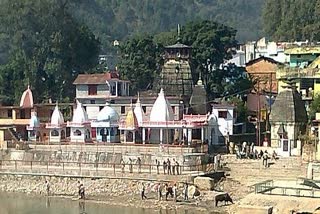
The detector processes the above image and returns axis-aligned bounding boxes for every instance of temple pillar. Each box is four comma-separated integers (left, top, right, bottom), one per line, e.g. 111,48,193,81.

115,82,118,97
142,128,146,144
133,131,136,143
187,129,192,146
12,109,16,120
201,127,204,142
160,128,163,144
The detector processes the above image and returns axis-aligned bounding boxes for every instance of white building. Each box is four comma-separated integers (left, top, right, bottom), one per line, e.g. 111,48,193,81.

211,104,235,145
67,101,91,143
46,104,66,143
91,102,120,143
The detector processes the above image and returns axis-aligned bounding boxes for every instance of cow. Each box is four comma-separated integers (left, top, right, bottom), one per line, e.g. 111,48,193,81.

214,193,233,207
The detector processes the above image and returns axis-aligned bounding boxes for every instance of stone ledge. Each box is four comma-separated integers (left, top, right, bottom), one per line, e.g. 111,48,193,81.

237,205,273,214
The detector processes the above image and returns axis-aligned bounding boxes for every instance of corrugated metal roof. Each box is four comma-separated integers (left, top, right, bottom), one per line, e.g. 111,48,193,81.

73,72,120,85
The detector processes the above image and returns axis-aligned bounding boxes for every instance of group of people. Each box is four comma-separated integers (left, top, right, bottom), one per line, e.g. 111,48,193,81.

141,182,189,202
43,180,85,199
160,158,180,175
119,157,181,175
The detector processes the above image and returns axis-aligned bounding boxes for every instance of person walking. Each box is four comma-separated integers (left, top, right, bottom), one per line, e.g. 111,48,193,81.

175,160,180,175
45,180,50,196
141,183,147,200
120,158,125,173
137,157,142,173
163,160,167,174
184,183,189,201
156,159,160,174
79,183,85,199
263,150,269,168
129,158,133,173
172,159,176,175
157,183,162,201
172,183,177,202
165,183,172,201
167,159,171,175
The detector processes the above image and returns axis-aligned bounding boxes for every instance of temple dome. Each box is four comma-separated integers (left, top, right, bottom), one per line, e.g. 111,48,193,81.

29,112,40,128
134,95,144,126
72,101,89,123
97,102,119,122
50,104,64,125
20,85,34,108
150,89,174,122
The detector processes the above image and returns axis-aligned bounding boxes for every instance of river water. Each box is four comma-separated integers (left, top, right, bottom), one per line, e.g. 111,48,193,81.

0,192,212,214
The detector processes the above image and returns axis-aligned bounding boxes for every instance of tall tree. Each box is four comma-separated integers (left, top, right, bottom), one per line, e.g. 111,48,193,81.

118,35,162,93
0,0,100,104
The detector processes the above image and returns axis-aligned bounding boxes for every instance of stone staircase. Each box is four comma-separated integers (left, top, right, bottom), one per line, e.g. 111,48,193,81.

223,155,307,183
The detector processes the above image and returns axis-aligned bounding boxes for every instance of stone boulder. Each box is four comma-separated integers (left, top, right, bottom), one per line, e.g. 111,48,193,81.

194,176,214,191
188,185,200,198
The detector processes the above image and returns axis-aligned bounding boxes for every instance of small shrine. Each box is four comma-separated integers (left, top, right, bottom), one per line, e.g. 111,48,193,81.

91,102,120,143
148,89,175,144
46,104,66,143
67,101,91,143
26,111,40,141
270,81,307,156
120,104,139,143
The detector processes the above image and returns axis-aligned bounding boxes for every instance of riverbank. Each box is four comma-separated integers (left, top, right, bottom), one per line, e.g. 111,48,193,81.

0,174,228,213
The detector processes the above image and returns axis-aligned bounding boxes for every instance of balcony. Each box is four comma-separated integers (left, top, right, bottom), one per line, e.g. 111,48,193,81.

0,119,30,126
276,67,320,79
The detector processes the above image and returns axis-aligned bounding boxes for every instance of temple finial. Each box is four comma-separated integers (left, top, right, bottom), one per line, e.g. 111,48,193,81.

177,24,181,43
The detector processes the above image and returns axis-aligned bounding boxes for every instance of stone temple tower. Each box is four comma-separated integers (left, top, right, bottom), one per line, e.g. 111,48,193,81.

157,39,193,99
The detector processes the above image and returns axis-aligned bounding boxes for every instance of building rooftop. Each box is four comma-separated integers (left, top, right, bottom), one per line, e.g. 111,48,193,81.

246,56,282,67
73,72,129,85
270,85,307,123
284,47,320,55
165,42,191,49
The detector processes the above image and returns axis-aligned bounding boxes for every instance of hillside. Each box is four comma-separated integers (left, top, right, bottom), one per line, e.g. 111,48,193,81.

71,0,265,53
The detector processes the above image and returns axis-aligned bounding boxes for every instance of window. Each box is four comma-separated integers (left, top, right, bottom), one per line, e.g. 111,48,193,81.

74,129,82,136
142,106,146,113
90,100,95,104
218,111,228,119
88,85,97,95
172,106,175,114
7,110,12,118
51,130,59,136
121,106,125,114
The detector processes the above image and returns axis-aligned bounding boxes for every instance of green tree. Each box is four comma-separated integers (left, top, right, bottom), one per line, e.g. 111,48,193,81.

118,35,162,93
0,0,100,104
263,0,320,41
309,94,320,122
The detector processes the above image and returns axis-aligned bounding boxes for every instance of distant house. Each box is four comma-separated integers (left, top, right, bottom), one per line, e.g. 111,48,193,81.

73,72,130,120
246,56,282,94
73,72,130,104
284,47,320,68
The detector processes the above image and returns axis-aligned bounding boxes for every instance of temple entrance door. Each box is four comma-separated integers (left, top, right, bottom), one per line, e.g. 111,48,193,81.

100,128,108,142
280,138,290,157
